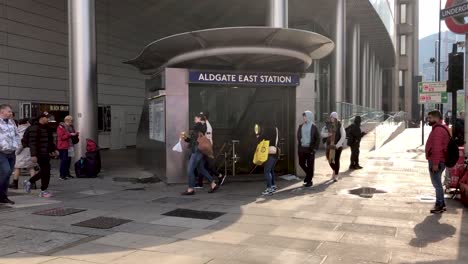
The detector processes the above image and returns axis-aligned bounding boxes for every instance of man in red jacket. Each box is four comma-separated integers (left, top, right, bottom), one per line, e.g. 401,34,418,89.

425,110,450,214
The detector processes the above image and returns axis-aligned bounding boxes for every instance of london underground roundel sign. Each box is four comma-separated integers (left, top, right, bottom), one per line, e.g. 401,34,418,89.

444,0,468,34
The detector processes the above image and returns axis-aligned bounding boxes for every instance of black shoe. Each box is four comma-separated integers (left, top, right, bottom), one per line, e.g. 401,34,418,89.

304,182,313,188
208,184,219,193
8,180,18,189
430,206,445,214
181,190,195,195
66,175,75,179
0,198,15,205
349,165,356,170
355,165,363,170
59,176,68,181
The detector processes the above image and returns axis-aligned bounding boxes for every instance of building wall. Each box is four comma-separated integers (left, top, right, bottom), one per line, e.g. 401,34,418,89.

0,0,146,148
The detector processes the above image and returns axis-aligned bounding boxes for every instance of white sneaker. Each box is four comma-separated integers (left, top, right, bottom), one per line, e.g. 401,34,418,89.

39,191,52,198
262,188,273,195
271,186,278,192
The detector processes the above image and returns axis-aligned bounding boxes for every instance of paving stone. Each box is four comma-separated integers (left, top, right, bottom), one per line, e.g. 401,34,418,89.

206,222,276,235
151,197,200,205
38,258,97,264
0,252,57,264
322,256,382,264
293,211,356,224
354,216,417,228
92,232,178,250
390,250,460,264
111,250,211,264
241,235,322,252
336,223,397,236
339,232,418,251
150,216,219,229
314,242,391,263
52,243,136,264
174,229,253,245
150,239,245,259
229,246,324,264
111,222,189,237
270,226,344,242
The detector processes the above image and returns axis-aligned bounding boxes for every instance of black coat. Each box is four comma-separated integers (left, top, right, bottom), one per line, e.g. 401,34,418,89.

347,123,365,146
184,122,207,153
24,123,55,158
297,124,320,153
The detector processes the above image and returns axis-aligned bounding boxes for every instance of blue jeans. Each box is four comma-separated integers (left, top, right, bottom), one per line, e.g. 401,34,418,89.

0,152,15,200
264,156,277,188
429,161,446,207
188,151,213,188
59,150,71,177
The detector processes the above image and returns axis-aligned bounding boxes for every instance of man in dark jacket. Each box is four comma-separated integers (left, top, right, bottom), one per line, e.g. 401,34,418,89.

23,112,56,198
297,111,320,187
348,116,366,170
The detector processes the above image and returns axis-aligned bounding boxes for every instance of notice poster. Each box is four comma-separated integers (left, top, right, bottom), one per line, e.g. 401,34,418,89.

149,97,165,142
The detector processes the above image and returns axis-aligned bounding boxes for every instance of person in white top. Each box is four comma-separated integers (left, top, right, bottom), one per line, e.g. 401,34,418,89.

321,112,346,182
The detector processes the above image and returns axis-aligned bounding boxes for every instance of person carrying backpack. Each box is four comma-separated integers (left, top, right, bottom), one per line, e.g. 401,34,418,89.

425,110,451,214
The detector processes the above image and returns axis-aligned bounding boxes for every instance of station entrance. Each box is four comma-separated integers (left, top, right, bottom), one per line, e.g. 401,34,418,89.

189,84,296,177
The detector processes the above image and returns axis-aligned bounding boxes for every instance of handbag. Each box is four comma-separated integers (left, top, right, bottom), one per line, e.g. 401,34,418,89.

197,133,214,158
71,135,79,144
268,127,279,154
253,140,269,165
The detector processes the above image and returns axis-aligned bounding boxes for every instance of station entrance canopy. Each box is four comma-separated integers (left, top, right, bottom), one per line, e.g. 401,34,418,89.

125,26,334,74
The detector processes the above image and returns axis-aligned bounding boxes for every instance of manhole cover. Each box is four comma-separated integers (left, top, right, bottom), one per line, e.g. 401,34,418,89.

33,207,87,216
162,209,225,220
348,187,386,198
152,197,199,204
72,217,132,229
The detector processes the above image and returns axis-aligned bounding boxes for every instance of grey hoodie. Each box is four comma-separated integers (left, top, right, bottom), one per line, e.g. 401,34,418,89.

301,111,314,147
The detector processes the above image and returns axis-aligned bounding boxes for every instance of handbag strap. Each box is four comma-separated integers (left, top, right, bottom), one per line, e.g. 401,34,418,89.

275,127,279,147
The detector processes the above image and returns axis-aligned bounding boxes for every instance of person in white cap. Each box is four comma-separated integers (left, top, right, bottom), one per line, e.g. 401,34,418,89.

321,112,346,182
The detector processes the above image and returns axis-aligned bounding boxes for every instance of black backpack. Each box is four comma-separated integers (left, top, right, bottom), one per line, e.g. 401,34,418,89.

435,125,459,168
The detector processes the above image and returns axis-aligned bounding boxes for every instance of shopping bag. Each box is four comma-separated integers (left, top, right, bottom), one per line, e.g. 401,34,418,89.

253,140,269,165
172,139,183,153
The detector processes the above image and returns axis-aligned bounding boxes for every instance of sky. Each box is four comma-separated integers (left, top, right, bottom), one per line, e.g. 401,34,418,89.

419,0,449,39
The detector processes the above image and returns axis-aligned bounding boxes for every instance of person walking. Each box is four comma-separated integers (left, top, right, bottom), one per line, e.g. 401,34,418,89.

199,112,226,186
181,114,218,195
321,112,346,182
297,111,320,187
258,120,279,195
57,115,79,180
348,116,366,170
9,119,37,189
23,112,57,198
0,104,20,205
425,110,450,214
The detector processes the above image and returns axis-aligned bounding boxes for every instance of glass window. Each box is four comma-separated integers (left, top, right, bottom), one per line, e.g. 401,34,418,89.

400,4,407,24
399,70,404,87
149,97,165,142
400,35,407,55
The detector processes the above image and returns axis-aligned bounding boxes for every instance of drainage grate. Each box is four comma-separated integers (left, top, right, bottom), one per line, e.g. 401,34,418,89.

33,207,87,217
124,187,146,191
348,187,386,198
152,197,199,204
162,209,225,220
72,217,132,229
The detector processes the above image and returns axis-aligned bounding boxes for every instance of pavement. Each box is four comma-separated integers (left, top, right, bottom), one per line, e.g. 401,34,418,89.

0,128,467,264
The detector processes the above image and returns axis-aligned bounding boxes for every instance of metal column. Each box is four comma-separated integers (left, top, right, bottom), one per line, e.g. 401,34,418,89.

351,23,360,105
332,0,346,104
266,0,288,28
68,0,98,159
464,33,468,155
361,42,369,107
369,52,375,108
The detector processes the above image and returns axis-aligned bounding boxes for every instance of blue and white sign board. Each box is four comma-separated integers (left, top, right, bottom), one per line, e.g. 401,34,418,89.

189,71,300,86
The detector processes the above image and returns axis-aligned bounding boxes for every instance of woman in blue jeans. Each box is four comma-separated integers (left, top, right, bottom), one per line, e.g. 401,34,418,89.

257,121,279,195
181,114,218,195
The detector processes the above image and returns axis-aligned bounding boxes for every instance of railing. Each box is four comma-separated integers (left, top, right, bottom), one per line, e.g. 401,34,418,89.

336,102,385,127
